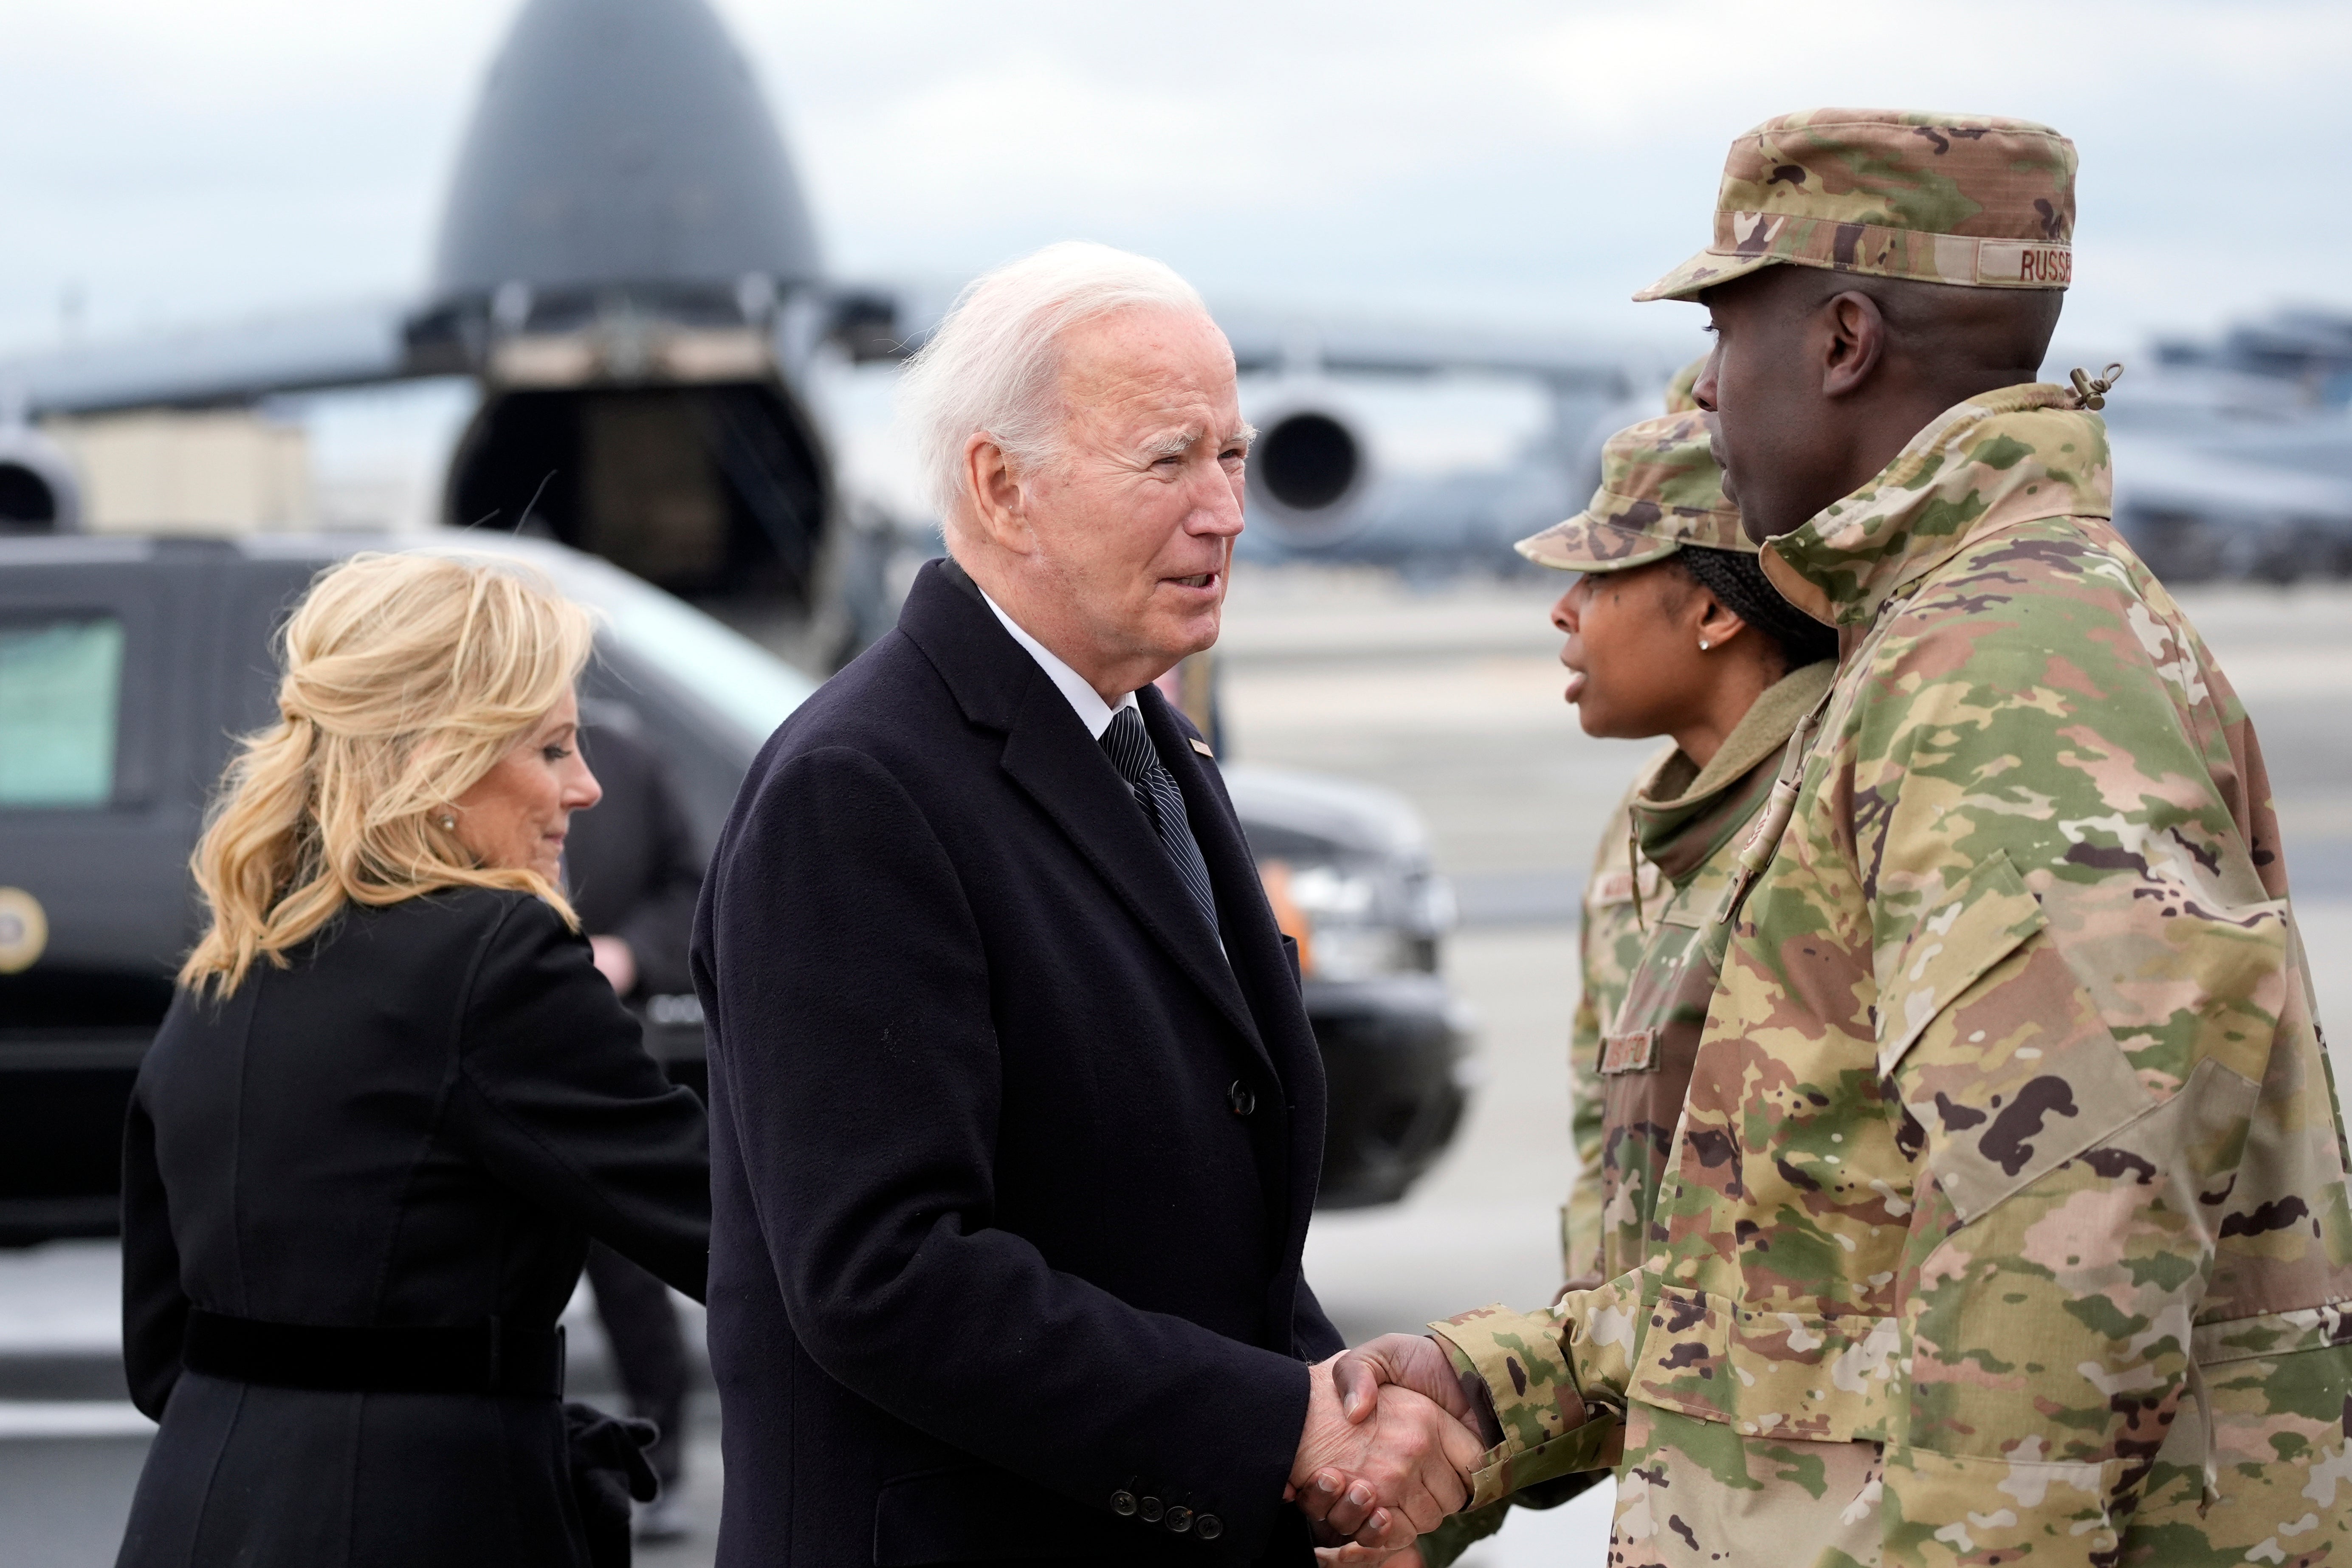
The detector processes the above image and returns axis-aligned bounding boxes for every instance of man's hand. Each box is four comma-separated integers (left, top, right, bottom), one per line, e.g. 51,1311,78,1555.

1292,1357,1483,1549
589,934,637,996
1316,1544,1424,1568
1303,1335,1503,1543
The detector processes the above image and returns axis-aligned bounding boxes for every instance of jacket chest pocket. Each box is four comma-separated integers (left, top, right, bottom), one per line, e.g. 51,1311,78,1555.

1601,912,1717,1078
1628,1283,1898,1444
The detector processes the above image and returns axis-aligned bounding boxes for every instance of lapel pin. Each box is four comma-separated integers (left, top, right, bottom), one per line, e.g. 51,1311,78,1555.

1188,739,1215,759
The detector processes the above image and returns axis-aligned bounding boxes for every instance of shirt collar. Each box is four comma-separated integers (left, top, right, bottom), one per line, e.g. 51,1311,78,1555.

977,587,1137,741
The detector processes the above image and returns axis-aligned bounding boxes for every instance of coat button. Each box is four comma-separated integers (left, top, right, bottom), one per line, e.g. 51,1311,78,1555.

1111,1490,1137,1516
1227,1081,1256,1116
1196,1514,1223,1540
1138,1496,1164,1523
1165,1506,1193,1533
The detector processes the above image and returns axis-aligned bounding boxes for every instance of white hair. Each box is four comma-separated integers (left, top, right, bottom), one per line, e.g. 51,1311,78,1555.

896,240,1210,524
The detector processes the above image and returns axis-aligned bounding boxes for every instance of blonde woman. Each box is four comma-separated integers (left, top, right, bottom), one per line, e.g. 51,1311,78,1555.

114,554,709,1568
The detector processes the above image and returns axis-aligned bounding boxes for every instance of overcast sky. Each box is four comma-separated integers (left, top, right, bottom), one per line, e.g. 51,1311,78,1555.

2,0,2346,360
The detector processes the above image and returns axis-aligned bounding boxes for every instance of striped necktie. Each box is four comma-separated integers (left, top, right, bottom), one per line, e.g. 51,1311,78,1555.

1100,706,1220,938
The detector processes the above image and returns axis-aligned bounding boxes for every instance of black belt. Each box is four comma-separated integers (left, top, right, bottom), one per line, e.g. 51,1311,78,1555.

182,1309,565,1398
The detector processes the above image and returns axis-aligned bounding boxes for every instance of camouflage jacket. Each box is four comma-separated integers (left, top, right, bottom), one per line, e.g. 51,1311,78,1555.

1566,668,1836,1291
1565,773,1658,1285
1432,384,2352,1567
1434,670,1838,1568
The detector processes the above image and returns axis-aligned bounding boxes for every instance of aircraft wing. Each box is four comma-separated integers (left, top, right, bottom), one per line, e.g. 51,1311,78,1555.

1213,306,1643,394
0,299,416,416
866,284,1651,395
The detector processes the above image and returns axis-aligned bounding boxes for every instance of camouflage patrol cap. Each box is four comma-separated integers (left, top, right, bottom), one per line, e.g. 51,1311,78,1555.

1515,412,1747,572
1637,107,2076,303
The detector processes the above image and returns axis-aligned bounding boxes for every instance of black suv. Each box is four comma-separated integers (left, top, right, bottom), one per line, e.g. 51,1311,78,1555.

0,532,1467,1241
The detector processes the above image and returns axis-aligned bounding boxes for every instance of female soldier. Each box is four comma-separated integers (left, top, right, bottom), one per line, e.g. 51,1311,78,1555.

1398,410,1839,1568
1551,411,1840,1294
115,553,709,1568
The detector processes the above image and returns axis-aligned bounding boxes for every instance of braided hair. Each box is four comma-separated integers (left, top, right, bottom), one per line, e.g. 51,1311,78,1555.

1672,546,1839,670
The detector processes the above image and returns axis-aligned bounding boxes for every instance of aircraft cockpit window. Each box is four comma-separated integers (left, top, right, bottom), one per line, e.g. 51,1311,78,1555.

0,615,126,807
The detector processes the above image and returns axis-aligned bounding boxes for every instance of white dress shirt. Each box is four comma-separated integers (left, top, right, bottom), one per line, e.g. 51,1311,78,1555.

978,588,1138,740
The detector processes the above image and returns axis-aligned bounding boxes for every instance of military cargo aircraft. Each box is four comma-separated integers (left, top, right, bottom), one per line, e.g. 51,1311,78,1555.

0,0,1645,660
3,0,876,663
11,0,2352,606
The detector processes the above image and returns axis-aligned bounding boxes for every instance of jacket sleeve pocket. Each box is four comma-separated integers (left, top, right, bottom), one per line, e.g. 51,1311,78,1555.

1879,850,2164,1224
1873,849,2045,1081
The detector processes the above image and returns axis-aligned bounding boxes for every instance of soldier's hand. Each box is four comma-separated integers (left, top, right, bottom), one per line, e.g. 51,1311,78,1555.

1293,1358,1483,1545
1331,1334,1483,1432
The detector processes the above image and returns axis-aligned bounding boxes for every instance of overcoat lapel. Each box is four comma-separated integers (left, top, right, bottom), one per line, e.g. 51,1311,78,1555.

899,562,1272,1070
1140,686,1306,1060
1145,685,1332,1278
995,685,1272,1073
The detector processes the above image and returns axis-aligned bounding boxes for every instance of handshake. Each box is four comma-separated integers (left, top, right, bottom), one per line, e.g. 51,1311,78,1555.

1286,1333,1506,1565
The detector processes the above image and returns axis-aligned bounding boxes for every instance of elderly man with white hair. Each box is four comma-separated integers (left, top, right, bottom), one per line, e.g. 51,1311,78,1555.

692,242,1481,1568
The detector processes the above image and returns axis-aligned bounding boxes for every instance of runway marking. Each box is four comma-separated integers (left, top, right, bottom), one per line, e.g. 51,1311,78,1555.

0,1401,154,1439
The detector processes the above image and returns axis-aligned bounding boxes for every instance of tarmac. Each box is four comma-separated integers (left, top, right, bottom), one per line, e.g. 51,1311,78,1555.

11,567,2352,1567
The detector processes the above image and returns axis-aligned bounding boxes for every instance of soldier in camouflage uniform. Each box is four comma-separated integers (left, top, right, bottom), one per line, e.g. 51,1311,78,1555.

1434,410,1842,1568
1562,361,1721,1288
1549,416,1840,1293
1313,108,2352,1568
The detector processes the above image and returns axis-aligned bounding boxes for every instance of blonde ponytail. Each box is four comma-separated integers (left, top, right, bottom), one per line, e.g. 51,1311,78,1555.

180,552,597,996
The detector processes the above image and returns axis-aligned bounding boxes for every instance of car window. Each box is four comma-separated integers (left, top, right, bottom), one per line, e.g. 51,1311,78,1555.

0,615,125,807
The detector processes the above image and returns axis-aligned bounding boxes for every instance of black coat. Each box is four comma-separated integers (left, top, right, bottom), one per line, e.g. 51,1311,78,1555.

569,722,704,1000
117,889,710,1568
691,560,1343,1568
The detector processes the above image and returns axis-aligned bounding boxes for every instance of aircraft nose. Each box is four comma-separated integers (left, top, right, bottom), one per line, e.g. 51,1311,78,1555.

429,0,821,302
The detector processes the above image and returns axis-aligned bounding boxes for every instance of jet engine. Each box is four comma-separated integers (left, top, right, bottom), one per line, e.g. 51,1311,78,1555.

0,409,82,535
1244,389,1374,549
